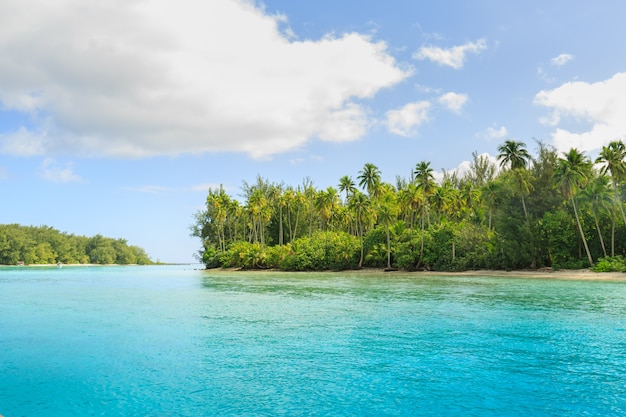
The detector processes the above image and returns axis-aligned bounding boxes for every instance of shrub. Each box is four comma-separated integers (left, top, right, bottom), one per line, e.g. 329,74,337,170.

592,256,626,272
280,231,359,271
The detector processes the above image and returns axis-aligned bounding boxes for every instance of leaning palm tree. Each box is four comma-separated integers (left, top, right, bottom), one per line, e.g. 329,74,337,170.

554,148,594,266
595,140,626,228
580,173,612,257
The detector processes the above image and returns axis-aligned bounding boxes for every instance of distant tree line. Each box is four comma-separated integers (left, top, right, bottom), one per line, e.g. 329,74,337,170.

192,140,626,272
0,224,153,265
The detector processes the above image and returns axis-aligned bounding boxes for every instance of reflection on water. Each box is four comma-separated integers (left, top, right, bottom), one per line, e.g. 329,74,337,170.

1,266,625,416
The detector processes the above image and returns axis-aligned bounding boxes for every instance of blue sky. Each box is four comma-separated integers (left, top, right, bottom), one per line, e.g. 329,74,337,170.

2,0,626,263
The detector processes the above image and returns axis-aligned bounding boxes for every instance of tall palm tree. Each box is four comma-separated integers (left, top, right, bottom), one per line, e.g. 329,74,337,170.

377,189,398,269
481,180,501,231
338,175,356,204
414,161,436,195
498,140,532,221
414,161,436,259
595,140,626,229
497,140,531,170
348,191,371,268
554,148,593,266
358,163,382,198
510,168,533,221
315,186,339,230
580,173,612,257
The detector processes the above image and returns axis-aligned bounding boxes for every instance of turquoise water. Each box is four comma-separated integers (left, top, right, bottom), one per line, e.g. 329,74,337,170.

1,266,626,416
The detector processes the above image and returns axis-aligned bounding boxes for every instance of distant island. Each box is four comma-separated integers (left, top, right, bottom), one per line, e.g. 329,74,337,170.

0,224,154,265
192,140,626,273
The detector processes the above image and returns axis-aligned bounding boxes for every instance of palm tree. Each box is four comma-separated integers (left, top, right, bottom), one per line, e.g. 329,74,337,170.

358,163,382,198
595,140,626,229
497,140,531,170
377,189,398,269
580,173,612,257
510,167,533,221
338,175,356,204
481,180,501,231
498,140,532,221
414,161,436,194
315,186,339,230
348,191,371,268
554,148,593,266
414,161,436,261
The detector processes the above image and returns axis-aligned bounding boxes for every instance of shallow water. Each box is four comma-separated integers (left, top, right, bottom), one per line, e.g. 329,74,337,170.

1,266,625,416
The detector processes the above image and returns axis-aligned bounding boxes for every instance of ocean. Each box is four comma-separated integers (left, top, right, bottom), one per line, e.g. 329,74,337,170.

1,265,625,416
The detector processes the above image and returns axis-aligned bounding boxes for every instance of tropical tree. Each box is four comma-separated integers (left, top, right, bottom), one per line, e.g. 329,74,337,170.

358,163,382,198
580,173,612,257
554,148,593,266
338,175,357,204
596,140,626,229
348,191,371,268
377,189,398,269
498,140,533,221
497,140,531,170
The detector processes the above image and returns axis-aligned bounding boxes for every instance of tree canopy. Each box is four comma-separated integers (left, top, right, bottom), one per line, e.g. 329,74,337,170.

192,140,626,272
0,224,154,265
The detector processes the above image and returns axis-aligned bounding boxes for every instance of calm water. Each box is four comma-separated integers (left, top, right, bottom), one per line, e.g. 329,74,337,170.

1,266,626,416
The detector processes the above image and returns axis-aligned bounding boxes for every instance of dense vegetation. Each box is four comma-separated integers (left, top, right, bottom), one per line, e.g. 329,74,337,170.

192,140,626,272
0,224,154,265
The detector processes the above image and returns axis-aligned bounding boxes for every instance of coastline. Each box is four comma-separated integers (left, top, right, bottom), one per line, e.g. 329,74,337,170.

203,267,626,281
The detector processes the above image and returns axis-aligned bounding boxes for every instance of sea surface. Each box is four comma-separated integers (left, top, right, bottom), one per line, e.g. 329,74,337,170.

1,265,625,416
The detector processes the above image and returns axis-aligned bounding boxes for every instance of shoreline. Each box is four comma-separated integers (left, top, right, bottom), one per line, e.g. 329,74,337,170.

204,267,626,281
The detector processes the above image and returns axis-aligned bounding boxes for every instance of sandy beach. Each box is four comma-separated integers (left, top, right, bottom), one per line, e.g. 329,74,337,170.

204,267,626,281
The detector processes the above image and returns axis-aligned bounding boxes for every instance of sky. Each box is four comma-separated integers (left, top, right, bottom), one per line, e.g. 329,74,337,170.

2,0,626,263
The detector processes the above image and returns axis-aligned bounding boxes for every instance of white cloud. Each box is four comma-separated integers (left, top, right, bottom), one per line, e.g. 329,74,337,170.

550,53,574,66
438,92,468,113
535,71,626,153
485,125,508,139
317,103,369,142
438,152,500,182
0,0,410,159
386,101,431,137
0,126,48,156
40,158,84,183
413,39,487,69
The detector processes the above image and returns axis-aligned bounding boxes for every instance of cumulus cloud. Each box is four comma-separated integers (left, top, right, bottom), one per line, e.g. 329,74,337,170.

438,152,499,183
535,71,626,153
550,53,574,66
0,0,410,159
386,101,431,137
40,158,84,183
485,125,508,139
413,39,487,69
438,92,468,113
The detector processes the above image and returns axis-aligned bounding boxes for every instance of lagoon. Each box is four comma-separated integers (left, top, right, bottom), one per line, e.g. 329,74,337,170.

1,265,625,416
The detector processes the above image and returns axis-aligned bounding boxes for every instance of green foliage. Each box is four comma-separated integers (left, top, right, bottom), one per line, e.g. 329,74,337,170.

281,231,360,271
0,224,153,265
194,141,626,272
592,256,626,272
539,209,579,269
395,229,423,271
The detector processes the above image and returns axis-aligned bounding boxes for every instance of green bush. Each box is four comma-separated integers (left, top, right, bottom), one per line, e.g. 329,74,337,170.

281,231,359,271
592,256,626,272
